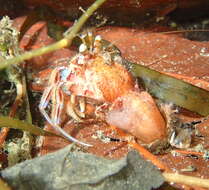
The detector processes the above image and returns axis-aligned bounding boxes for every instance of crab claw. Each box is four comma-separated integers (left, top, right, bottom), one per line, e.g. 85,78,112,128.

106,91,166,143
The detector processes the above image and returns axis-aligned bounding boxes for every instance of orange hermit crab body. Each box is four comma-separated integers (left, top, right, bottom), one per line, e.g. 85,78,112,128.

37,32,166,146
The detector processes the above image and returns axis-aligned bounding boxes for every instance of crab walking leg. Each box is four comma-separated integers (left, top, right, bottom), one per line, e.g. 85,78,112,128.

39,71,92,146
50,84,91,146
51,84,84,123
39,67,63,122
39,91,92,146
66,97,83,122
39,104,92,146
70,95,85,119
79,97,86,113
51,83,65,125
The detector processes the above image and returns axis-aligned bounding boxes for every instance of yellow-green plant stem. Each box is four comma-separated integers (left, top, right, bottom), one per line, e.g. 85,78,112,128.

0,0,107,70
163,172,209,189
21,74,34,158
160,29,209,34
0,116,62,137
0,179,11,190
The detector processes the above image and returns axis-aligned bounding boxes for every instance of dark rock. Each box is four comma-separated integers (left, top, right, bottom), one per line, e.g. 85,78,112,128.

1,145,164,190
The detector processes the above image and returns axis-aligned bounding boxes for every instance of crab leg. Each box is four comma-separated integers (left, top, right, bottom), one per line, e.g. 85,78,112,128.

40,105,92,147
71,95,86,119
66,96,83,122
39,69,92,147
51,84,64,125
78,97,86,115
39,88,92,146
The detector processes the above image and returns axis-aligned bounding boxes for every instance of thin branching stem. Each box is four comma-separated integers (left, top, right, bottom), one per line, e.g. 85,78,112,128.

0,0,107,70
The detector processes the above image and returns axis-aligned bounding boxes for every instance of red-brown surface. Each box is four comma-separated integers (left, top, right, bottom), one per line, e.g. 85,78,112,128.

21,0,209,21
98,26,209,81
22,0,177,19
1,0,209,27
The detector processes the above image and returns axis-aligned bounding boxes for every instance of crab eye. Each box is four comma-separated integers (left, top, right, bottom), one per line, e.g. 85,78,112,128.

79,43,87,53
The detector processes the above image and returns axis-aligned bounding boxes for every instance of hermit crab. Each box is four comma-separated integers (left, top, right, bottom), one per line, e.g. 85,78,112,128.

36,32,195,149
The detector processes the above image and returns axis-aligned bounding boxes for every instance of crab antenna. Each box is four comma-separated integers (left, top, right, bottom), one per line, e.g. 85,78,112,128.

87,31,94,52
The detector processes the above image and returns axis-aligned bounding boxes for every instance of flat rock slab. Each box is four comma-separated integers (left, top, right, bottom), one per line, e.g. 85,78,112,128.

97,26,209,81
1,146,164,190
